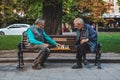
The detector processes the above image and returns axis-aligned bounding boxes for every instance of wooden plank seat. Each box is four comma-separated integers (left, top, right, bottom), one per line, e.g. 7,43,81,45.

17,31,102,69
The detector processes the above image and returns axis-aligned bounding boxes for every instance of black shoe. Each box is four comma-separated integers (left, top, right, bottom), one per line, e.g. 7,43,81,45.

71,64,82,69
41,64,46,68
84,60,89,65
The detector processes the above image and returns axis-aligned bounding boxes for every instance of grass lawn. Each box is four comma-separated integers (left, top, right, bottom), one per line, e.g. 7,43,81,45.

0,35,21,50
98,32,120,53
0,32,120,53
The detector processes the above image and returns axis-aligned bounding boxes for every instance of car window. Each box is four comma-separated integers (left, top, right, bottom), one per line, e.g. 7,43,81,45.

8,25,28,29
19,25,28,28
8,25,20,28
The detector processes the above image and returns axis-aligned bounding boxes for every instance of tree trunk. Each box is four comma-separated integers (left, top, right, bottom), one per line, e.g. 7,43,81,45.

2,0,8,27
43,1,62,35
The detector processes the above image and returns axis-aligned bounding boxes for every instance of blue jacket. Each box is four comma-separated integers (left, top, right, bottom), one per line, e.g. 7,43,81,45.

76,24,98,52
26,25,57,46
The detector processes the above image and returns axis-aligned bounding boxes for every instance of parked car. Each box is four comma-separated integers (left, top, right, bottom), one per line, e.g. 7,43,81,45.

0,24,30,35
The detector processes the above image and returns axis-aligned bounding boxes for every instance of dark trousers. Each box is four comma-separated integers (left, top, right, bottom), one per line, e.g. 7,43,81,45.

76,43,89,65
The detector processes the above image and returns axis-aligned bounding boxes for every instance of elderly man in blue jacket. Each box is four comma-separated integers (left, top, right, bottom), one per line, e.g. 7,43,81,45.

72,18,98,69
26,18,60,70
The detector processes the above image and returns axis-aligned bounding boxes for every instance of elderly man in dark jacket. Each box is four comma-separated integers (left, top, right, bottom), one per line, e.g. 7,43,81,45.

72,18,98,69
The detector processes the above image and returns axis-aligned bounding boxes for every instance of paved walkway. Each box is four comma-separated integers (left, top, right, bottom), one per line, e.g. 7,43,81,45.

0,50,120,80
0,63,120,80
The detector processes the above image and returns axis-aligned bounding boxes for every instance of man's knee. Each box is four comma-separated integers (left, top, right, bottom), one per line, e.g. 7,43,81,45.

77,43,86,47
33,45,50,53
46,48,50,53
40,46,50,53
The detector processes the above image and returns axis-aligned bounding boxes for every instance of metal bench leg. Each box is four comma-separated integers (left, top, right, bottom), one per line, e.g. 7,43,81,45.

17,50,21,68
97,51,101,69
94,53,98,66
95,50,102,69
16,43,24,69
94,44,102,69
21,51,24,66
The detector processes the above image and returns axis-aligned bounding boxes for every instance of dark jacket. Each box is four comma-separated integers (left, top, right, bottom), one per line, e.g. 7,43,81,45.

76,24,98,52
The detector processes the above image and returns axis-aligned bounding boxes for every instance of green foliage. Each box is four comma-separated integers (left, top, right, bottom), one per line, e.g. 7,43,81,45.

75,0,107,23
62,0,107,24
0,0,108,28
15,0,43,19
26,1,43,19
117,0,120,6
0,0,24,27
0,0,44,26
62,0,79,23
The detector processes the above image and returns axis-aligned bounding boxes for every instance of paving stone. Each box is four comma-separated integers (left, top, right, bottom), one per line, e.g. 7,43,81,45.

0,63,120,80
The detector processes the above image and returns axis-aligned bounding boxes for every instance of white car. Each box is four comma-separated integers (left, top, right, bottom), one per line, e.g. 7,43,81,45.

0,24,30,35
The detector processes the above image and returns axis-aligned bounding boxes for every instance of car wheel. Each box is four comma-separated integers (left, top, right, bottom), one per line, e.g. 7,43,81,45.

0,31,5,35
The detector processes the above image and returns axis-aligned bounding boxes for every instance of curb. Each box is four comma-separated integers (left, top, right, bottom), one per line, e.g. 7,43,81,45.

0,58,120,63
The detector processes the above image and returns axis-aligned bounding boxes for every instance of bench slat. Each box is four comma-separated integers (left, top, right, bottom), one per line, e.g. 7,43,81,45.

53,38,67,41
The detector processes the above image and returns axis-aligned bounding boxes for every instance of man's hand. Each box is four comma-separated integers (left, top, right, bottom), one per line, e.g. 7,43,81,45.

56,43,61,47
44,43,49,47
80,38,89,44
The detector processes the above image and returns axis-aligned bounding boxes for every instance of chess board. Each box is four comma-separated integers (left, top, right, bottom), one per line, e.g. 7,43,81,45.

50,48,70,51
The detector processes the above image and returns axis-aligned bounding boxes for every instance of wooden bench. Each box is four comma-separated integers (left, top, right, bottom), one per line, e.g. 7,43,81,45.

17,31,102,69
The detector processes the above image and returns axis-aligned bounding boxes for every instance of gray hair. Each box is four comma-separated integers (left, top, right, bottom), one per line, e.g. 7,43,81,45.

35,18,45,24
74,18,84,24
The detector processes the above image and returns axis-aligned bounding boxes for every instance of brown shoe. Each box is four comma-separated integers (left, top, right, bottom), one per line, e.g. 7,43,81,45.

32,64,41,70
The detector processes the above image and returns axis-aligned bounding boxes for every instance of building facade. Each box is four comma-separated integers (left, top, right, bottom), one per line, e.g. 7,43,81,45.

102,0,120,28
103,0,120,18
